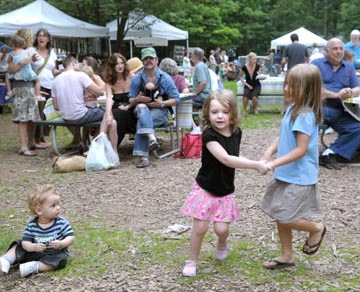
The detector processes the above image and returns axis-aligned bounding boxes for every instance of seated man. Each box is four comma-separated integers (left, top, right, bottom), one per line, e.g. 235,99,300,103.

311,38,360,170
128,47,179,168
52,56,118,153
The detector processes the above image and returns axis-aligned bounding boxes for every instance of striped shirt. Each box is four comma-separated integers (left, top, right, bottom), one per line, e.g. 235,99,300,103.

22,216,74,253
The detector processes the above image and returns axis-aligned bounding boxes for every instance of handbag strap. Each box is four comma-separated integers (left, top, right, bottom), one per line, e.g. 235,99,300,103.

36,51,51,75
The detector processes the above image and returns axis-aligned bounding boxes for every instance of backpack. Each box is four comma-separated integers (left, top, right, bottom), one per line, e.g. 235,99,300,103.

175,133,202,159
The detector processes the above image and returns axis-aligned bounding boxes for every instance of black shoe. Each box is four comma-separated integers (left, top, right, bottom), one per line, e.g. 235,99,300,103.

319,154,342,170
335,155,350,164
149,140,160,152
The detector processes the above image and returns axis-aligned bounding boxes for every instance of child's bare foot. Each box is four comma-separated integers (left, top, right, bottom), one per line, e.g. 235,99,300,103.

263,257,295,269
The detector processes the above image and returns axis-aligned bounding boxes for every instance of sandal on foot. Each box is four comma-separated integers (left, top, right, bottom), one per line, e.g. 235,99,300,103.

302,226,327,255
29,143,48,150
19,149,37,156
149,140,160,152
264,259,295,270
182,260,197,277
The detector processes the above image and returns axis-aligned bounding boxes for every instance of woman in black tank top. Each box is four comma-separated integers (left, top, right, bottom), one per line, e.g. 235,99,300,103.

103,53,137,146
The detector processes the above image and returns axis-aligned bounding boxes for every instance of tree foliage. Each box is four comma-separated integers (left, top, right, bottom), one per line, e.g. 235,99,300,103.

0,0,358,57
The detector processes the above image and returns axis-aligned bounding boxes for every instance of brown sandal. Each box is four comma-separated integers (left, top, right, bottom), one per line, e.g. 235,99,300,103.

19,149,37,156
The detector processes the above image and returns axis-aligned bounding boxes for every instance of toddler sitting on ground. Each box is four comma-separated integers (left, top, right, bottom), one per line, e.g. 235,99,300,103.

0,185,75,278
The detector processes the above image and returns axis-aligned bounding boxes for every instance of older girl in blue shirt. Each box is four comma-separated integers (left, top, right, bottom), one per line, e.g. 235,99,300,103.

261,64,326,269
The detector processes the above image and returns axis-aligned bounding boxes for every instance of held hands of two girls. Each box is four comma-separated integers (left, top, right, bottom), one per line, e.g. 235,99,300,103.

256,160,273,175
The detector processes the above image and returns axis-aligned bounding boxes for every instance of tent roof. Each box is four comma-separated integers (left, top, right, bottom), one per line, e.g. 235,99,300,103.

107,13,188,41
271,27,327,48
0,0,108,38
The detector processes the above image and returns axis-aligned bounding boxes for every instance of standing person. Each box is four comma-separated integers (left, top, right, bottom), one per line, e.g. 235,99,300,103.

281,33,309,73
214,47,221,74
52,56,118,154
208,50,217,72
103,53,137,147
128,47,179,168
312,38,360,169
191,47,211,106
7,29,40,156
261,64,326,269
221,49,229,62
32,29,61,148
182,50,192,80
311,42,319,55
238,52,262,115
344,29,360,69
0,185,75,278
180,89,271,277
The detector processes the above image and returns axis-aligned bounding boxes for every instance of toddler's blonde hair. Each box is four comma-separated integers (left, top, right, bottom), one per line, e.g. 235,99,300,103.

82,66,94,78
15,29,33,48
27,185,58,215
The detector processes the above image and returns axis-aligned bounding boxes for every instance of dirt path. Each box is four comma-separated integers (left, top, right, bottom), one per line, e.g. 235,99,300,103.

0,114,359,291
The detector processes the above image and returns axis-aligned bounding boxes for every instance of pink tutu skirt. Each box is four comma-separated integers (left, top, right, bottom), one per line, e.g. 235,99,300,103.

180,181,240,222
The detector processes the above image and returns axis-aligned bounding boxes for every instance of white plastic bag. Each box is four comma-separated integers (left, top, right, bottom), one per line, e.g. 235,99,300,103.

86,132,119,171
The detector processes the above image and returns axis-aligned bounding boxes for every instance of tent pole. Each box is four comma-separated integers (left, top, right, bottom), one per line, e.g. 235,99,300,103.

130,40,133,58
186,38,189,57
108,37,112,56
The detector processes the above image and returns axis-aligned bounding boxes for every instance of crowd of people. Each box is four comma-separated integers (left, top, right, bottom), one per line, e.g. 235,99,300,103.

1,27,360,279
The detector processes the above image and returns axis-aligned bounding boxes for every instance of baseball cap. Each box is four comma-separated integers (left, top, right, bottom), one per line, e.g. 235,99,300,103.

141,47,157,60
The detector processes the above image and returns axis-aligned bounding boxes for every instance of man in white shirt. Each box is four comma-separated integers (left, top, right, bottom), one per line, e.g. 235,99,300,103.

52,56,118,152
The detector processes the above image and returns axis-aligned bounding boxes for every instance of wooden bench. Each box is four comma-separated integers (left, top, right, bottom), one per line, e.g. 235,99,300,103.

33,120,101,156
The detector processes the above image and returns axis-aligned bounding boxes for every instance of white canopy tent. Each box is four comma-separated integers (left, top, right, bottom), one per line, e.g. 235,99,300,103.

107,13,189,57
271,27,327,48
0,0,109,56
0,0,108,38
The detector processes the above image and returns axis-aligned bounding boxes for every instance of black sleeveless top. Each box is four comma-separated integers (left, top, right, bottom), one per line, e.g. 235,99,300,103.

112,92,129,109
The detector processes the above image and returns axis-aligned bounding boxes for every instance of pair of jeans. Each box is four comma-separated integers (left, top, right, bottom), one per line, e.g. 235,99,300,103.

133,104,168,157
323,105,360,160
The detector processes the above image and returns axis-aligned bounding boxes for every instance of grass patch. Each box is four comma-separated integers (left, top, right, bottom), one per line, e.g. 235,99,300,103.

223,80,282,130
54,220,188,278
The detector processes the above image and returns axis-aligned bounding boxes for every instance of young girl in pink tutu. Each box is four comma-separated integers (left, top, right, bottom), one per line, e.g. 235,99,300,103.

180,89,271,277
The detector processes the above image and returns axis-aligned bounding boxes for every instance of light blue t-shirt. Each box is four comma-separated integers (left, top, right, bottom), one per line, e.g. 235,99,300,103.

7,51,37,81
344,41,360,69
193,61,211,99
275,104,319,185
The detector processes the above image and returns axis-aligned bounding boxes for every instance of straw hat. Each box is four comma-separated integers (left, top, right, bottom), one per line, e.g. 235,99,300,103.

127,57,143,74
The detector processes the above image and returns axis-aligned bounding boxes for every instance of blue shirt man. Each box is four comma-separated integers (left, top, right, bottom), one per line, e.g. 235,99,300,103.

311,38,360,169
128,47,180,167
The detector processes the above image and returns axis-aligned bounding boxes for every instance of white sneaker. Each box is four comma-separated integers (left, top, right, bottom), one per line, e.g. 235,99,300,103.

215,247,229,261
182,260,197,277
19,261,39,278
325,127,335,135
215,241,229,261
0,257,10,273
5,90,14,101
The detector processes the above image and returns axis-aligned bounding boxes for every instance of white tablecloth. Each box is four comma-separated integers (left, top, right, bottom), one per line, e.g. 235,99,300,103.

237,76,284,96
